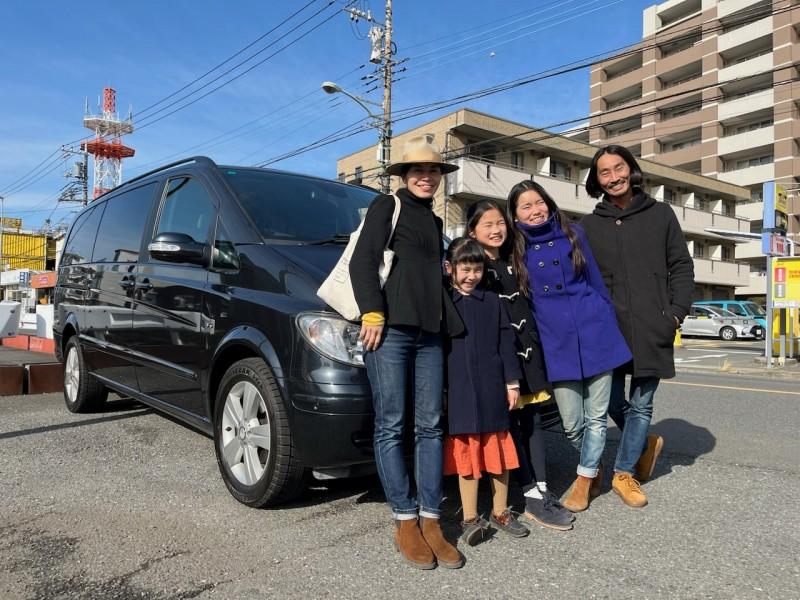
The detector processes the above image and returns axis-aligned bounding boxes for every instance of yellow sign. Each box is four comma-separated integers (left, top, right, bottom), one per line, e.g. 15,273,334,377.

772,256,800,308
775,184,787,214
0,217,22,229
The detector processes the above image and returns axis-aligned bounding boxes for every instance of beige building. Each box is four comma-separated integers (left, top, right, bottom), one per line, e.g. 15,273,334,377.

336,108,752,300
588,0,800,297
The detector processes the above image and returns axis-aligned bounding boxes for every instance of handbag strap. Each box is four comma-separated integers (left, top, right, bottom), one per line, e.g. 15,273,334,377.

384,194,401,251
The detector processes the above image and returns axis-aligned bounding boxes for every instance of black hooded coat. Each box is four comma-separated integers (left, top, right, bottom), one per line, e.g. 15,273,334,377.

580,192,694,379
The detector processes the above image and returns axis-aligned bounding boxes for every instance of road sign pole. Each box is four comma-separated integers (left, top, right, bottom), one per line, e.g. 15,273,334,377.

765,254,772,368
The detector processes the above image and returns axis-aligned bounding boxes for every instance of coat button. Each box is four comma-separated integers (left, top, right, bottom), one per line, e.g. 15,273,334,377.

615,219,622,225
543,285,550,292
556,284,563,290
553,259,559,265
548,241,554,247
534,244,541,250
538,261,545,267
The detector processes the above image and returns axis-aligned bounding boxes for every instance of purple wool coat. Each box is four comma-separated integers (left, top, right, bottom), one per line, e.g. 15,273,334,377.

517,217,631,382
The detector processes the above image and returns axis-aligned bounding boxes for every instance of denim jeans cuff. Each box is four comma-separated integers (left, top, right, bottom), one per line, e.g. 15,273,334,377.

393,511,418,521
577,465,598,478
418,508,441,519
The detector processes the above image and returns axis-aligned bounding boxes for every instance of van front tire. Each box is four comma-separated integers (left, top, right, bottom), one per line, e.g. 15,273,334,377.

63,336,108,413
213,358,305,507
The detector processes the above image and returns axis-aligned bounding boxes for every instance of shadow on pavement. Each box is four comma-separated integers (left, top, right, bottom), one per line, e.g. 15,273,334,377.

646,417,717,482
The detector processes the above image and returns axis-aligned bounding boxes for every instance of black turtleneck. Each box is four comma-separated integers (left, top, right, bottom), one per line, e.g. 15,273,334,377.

350,188,447,333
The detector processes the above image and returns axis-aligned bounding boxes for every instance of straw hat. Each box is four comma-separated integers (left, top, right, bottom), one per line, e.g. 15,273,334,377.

386,134,459,176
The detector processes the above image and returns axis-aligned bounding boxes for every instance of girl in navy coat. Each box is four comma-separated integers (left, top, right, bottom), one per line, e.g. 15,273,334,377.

465,199,573,531
442,238,529,545
507,180,632,514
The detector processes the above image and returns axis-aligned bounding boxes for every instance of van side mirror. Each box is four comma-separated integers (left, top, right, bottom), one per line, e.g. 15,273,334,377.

148,232,208,265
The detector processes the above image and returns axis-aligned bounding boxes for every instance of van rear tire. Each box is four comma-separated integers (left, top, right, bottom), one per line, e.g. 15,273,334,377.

213,358,305,507
63,336,108,413
719,326,737,341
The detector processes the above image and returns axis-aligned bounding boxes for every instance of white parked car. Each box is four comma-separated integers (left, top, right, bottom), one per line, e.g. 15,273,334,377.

681,304,763,341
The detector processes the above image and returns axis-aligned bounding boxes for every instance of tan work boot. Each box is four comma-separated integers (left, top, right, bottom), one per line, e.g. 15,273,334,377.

612,472,648,507
590,462,604,499
394,519,436,570
420,517,464,569
561,475,593,512
635,434,664,482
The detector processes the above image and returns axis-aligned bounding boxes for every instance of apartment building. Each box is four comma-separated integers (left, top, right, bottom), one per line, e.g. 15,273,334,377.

589,0,800,297
336,108,752,300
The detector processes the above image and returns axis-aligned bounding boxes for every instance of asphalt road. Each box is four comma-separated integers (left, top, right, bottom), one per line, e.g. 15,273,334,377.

1,371,798,600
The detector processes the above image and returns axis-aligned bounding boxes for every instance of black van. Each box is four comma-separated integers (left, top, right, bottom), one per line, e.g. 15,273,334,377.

54,157,381,507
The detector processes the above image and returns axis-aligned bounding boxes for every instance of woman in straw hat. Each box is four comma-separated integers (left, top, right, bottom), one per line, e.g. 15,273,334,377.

350,134,464,570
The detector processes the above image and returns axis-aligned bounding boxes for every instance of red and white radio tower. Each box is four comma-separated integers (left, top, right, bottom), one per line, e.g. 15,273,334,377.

81,87,135,198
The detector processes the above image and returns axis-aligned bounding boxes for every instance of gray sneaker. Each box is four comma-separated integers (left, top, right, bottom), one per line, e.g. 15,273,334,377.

460,516,490,546
490,509,529,538
524,494,573,531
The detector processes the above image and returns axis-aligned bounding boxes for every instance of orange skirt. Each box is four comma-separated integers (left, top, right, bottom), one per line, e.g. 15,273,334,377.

443,431,519,479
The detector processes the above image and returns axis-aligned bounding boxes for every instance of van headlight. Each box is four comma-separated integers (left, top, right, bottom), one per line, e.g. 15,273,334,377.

296,313,364,367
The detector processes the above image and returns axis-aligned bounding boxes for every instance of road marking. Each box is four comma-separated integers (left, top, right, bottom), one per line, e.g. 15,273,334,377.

663,380,800,396
686,349,761,355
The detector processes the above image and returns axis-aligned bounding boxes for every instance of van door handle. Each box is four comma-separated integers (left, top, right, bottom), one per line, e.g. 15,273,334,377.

120,277,135,289
137,278,153,292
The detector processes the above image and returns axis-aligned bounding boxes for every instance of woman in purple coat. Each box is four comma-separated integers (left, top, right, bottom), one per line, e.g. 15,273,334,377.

507,180,632,514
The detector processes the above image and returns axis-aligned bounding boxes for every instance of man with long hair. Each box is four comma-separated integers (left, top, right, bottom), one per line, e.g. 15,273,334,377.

581,145,694,508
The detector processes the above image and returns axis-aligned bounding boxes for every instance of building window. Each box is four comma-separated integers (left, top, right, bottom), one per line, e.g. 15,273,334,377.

337,172,345,182
550,160,572,181
354,166,363,184
663,188,676,204
511,152,524,168
724,119,772,137
730,155,773,171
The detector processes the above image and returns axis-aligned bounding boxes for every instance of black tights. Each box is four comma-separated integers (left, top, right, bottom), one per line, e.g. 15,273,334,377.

509,404,547,493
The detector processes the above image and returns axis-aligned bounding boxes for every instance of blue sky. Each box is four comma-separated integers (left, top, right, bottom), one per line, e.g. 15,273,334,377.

0,0,655,229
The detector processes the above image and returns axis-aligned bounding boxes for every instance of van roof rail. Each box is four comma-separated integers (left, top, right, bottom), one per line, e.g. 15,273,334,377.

98,156,218,197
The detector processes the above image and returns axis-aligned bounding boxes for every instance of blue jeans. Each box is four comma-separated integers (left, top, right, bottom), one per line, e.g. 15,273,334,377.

609,369,660,475
364,326,444,520
553,371,612,478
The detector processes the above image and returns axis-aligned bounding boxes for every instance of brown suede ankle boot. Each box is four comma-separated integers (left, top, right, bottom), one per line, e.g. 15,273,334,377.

420,517,464,569
561,475,593,512
590,462,604,499
394,519,436,570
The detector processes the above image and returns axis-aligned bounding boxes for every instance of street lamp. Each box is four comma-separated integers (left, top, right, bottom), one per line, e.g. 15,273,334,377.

321,81,390,193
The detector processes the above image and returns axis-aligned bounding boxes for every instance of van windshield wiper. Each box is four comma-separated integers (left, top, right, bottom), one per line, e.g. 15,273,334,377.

306,234,351,245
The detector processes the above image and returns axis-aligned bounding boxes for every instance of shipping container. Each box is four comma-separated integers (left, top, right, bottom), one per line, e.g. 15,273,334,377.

0,232,55,271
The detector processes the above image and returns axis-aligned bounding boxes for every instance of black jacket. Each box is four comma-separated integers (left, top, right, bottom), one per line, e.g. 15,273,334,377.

484,257,551,396
350,188,462,335
580,192,694,379
446,288,522,435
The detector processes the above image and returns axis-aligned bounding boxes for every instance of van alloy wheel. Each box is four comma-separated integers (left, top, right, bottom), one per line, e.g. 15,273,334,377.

220,381,272,486
719,326,736,341
62,336,108,413
214,358,305,507
64,346,80,404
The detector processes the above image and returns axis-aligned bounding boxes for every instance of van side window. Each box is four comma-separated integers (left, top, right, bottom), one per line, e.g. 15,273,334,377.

61,204,104,266
157,177,215,244
212,219,240,271
93,183,156,263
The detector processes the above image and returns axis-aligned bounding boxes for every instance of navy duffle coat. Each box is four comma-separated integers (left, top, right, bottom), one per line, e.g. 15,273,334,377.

446,287,522,436
518,217,631,383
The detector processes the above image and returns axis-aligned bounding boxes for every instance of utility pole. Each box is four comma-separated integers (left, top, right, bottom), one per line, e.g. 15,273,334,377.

60,145,90,206
380,0,393,195
341,1,394,194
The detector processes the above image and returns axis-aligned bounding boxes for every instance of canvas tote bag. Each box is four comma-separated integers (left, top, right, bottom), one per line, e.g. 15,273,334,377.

317,194,401,321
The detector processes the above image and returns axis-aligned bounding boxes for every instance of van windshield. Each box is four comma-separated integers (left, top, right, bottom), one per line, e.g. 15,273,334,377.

743,302,766,316
221,168,379,242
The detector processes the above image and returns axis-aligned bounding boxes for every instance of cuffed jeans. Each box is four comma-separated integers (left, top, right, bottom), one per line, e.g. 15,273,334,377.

609,368,660,475
364,326,444,520
553,371,612,478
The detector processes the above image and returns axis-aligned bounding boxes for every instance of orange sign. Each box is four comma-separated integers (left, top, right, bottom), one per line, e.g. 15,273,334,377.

30,271,57,288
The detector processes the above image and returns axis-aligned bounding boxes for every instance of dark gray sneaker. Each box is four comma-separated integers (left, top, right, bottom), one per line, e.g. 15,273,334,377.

490,509,529,538
460,516,490,546
543,490,576,523
524,494,573,531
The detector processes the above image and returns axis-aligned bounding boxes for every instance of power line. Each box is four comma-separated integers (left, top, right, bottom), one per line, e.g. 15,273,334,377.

135,0,325,119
